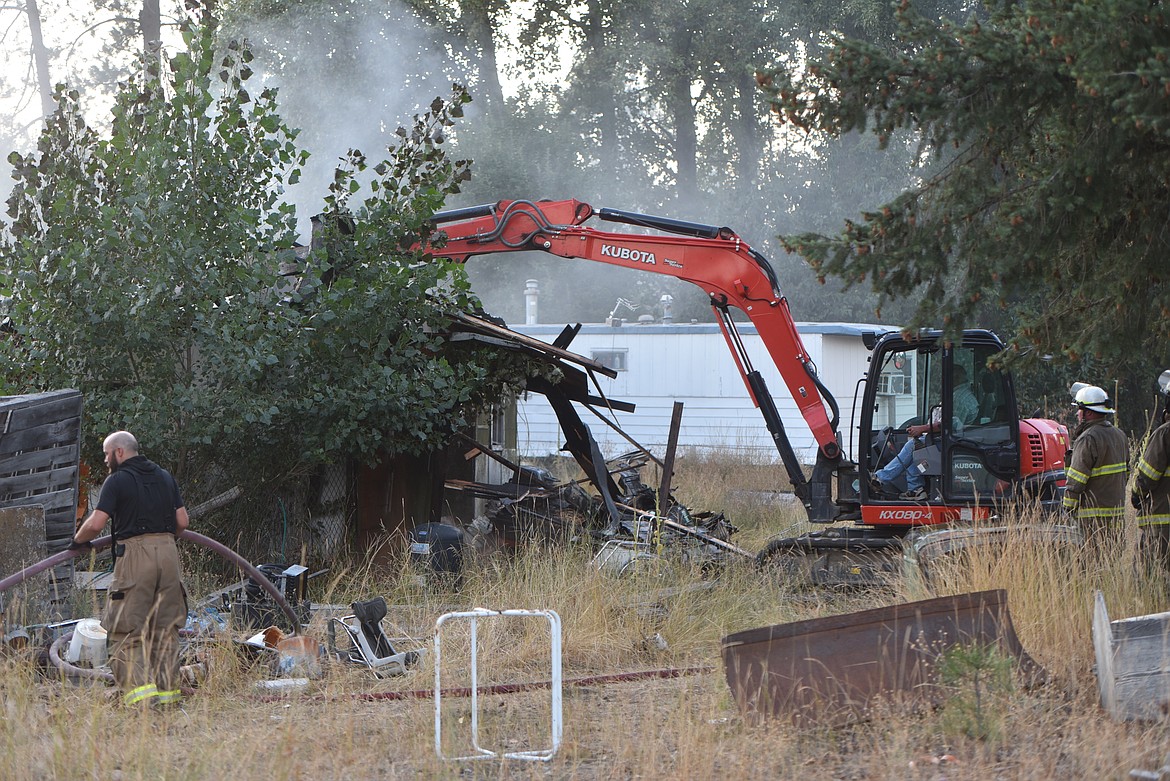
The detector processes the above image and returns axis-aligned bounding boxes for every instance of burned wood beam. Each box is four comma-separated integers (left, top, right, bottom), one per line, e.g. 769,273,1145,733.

658,402,684,511
552,323,581,350
454,432,521,475
584,364,636,414
444,479,548,500
580,403,663,469
450,312,617,379
525,374,635,413
542,387,622,525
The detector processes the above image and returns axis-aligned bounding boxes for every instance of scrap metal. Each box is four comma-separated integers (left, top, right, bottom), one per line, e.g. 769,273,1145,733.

720,589,1046,726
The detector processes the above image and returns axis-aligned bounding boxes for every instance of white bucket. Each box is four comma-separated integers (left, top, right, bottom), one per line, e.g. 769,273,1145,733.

65,618,108,666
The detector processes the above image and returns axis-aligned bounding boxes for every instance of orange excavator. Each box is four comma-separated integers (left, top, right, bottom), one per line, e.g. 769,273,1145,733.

424,199,1070,576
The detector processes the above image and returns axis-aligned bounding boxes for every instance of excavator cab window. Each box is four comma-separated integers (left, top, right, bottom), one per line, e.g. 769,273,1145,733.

866,345,938,488
862,335,1019,502
945,344,1018,497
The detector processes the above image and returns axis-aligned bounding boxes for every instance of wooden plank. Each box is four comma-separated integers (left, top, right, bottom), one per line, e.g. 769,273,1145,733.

0,417,81,457
44,504,75,519
658,401,684,508
0,443,78,475
455,432,520,475
0,391,82,438
45,518,78,540
0,464,78,500
0,391,84,615
451,312,618,378
0,487,75,513
0,389,81,416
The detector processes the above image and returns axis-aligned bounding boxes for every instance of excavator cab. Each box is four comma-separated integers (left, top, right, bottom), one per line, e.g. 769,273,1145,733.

858,330,1020,521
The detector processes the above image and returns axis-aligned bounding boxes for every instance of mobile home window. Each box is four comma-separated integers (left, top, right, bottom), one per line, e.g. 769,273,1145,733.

592,349,628,372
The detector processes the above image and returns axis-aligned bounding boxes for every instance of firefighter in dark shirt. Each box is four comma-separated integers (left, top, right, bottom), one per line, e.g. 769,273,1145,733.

71,431,189,707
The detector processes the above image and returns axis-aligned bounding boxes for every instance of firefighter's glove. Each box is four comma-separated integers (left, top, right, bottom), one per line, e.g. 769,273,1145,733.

1131,493,1143,510
67,538,93,553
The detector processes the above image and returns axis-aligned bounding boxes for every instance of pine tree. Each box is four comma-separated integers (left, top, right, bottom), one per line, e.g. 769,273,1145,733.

762,0,1170,370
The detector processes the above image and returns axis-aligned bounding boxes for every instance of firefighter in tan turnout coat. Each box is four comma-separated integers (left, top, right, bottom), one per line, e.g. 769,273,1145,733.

1132,370,1170,571
1063,383,1129,545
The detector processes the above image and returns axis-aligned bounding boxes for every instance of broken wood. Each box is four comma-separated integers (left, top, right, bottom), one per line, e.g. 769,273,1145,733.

614,501,754,560
188,485,243,520
454,432,521,475
580,402,664,468
657,402,684,514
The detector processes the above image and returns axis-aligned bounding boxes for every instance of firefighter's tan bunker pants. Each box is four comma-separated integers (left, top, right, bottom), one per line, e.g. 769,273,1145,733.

101,533,187,704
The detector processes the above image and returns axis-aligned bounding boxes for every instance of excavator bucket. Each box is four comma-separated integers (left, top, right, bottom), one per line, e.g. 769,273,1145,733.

720,589,1045,726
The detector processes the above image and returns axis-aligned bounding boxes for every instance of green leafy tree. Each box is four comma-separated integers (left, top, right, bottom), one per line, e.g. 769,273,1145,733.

282,91,544,465
763,0,1170,374
3,8,307,486
1,5,537,493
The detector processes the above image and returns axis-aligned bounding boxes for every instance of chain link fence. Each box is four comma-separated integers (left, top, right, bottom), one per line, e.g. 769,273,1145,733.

187,461,355,578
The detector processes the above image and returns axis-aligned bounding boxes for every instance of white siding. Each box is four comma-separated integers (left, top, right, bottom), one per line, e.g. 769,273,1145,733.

513,322,887,464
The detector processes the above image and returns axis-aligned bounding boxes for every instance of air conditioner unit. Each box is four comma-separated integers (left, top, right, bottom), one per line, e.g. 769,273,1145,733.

877,373,907,395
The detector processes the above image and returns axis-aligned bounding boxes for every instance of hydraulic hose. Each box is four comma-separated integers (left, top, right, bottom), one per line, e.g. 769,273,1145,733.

48,626,200,684
0,530,300,633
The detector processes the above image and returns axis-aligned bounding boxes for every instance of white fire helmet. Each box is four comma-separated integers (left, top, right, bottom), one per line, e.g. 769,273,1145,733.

1070,383,1113,414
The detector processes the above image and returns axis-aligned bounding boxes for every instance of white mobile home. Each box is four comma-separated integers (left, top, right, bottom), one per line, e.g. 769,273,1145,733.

511,320,889,465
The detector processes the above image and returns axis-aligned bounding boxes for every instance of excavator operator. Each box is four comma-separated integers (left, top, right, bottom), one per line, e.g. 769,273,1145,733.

870,365,978,501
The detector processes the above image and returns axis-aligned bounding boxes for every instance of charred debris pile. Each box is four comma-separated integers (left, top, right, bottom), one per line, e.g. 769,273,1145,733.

443,312,745,571
450,450,740,569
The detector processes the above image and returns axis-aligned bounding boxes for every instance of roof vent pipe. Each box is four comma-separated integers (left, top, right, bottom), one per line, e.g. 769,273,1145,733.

524,279,539,325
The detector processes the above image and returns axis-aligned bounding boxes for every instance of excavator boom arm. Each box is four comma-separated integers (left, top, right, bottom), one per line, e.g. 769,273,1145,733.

424,199,843,503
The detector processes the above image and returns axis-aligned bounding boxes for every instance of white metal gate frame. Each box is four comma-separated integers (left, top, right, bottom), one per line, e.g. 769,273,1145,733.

433,607,563,762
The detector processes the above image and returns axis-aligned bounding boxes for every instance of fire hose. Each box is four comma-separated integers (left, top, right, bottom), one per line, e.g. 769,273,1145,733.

0,530,300,682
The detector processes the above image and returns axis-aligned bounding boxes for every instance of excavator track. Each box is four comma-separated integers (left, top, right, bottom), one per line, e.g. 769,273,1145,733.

756,528,907,587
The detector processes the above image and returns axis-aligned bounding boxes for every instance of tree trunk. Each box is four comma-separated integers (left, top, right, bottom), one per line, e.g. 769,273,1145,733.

668,24,698,202
670,71,698,202
581,0,617,175
463,3,505,118
25,0,55,119
139,0,161,52
732,69,761,190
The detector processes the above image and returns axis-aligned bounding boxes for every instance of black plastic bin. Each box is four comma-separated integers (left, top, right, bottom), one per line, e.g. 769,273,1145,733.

409,523,464,586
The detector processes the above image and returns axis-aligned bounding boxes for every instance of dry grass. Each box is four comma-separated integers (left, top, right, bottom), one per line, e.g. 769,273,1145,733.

3,453,1170,779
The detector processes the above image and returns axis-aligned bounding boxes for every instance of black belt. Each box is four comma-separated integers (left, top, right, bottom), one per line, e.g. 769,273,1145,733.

118,527,174,541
